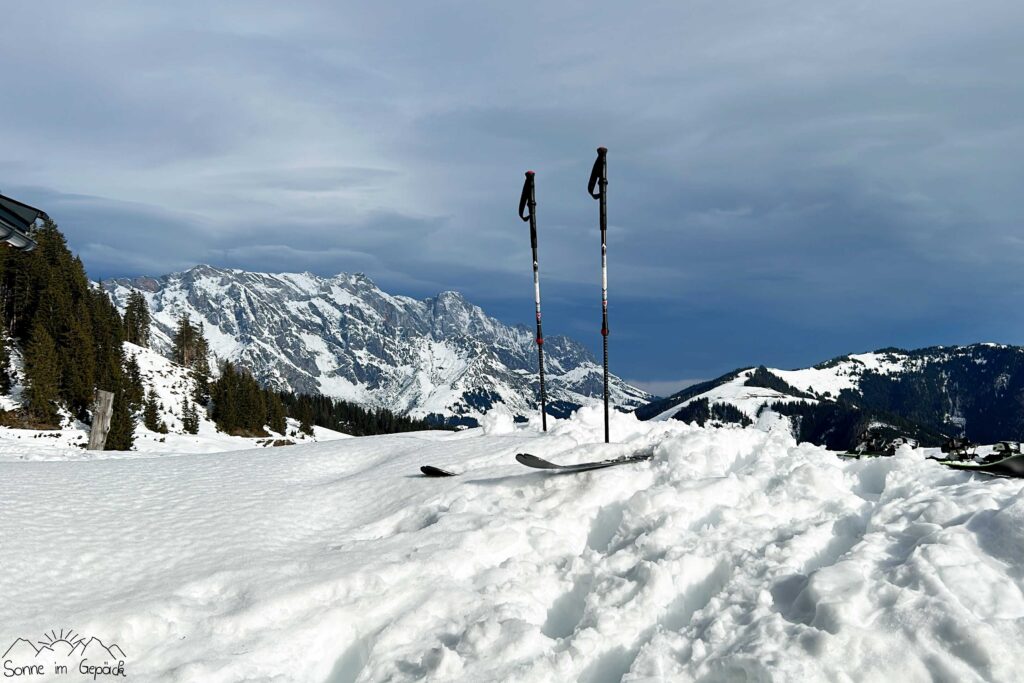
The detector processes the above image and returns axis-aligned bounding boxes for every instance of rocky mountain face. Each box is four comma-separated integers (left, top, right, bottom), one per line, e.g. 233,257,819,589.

102,265,649,423
637,344,1024,450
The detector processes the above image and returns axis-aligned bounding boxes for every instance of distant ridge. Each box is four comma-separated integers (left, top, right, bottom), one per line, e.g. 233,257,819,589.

637,344,1024,450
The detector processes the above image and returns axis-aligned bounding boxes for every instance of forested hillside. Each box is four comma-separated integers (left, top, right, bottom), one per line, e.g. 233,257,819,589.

0,220,138,447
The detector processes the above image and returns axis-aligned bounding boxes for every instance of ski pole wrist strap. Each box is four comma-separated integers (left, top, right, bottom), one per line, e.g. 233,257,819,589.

519,171,535,221
588,147,607,199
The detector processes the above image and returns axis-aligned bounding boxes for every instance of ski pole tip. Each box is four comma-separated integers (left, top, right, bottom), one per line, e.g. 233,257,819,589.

597,146,607,154
525,170,535,177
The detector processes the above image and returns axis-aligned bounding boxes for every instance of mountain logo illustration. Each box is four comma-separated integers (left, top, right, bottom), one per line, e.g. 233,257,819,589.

3,629,126,664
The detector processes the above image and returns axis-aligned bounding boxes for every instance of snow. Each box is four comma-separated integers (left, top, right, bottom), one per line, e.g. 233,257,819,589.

651,369,814,422
765,352,907,399
2,408,1023,681
773,364,859,397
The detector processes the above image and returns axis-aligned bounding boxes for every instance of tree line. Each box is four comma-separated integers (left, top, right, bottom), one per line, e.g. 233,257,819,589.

208,360,440,437
278,391,439,437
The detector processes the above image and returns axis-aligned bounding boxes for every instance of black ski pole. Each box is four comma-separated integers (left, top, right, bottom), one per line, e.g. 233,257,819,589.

588,147,610,443
519,170,547,431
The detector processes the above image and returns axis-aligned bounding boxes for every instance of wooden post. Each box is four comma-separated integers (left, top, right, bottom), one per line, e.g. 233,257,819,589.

87,390,115,451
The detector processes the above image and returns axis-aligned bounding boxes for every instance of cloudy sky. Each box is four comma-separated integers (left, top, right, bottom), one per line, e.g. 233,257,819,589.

3,2,1022,394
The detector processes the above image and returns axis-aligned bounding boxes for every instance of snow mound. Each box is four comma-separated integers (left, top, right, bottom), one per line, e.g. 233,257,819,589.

2,411,1023,681
479,406,516,435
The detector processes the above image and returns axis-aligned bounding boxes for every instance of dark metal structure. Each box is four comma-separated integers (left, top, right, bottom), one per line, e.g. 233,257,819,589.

0,192,45,251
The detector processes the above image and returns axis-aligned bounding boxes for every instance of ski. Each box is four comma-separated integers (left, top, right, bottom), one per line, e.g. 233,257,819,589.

420,465,457,477
515,451,652,473
939,453,1024,478
842,452,1024,478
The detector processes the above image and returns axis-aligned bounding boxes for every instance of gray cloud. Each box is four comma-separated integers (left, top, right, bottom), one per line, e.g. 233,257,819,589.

2,1,1022,382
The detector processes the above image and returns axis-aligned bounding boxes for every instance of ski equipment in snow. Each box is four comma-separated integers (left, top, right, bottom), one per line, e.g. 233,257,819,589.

588,147,610,443
938,453,1024,478
519,170,548,431
420,465,457,477
515,450,652,473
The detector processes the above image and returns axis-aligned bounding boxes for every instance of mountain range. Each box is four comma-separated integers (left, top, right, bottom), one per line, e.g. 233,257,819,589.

102,265,649,424
638,344,1024,449
99,266,1024,449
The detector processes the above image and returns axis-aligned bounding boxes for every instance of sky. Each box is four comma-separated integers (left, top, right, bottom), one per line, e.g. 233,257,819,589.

2,2,1023,396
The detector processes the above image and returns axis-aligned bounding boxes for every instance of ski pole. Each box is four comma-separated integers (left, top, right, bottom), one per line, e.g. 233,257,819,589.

519,170,547,431
588,147,610,443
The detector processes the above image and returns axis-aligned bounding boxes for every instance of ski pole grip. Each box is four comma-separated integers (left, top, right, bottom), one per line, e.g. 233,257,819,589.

519,171,535,222
588,147,607,199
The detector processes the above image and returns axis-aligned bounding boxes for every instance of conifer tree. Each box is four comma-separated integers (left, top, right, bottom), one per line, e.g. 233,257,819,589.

191,322,211,405
123,291,151,347
105,388,136,450
172,314,196,366
89,288,134,449
123,354,145,412
267,392,286,435
143,388,167,433
172,315,211,405
23,321,60,425
0,310,10,395
61,299,96,421
181,396,200,434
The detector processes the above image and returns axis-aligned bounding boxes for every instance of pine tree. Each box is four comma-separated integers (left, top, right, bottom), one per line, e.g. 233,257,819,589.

172,315,211,404
61,299,96,421
191,322,211,405
181,396,200,434
266,392,286,435
89,288,134,449
0,309,10,395
210,360,238,432
123,354,145,412
123,291,151,347
143,388,167,433
23,321,60,425
105,388,136,450
172,314,195,366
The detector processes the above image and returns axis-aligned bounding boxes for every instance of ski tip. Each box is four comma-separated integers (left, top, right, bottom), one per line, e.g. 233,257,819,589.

515,453,556,468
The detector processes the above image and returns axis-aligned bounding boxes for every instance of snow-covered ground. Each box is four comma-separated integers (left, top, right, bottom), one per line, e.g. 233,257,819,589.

3,408,1024,682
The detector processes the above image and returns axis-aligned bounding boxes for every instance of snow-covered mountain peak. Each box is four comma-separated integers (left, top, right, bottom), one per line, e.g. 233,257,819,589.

103,267,649,421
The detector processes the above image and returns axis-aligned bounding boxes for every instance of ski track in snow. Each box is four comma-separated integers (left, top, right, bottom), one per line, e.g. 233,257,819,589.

2,408,1024,682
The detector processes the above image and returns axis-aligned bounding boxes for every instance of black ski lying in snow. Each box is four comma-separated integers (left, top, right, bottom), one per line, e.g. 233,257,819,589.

840,451,1024,478
420,465,457,477
515,451,653,473
938,453,1024,478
